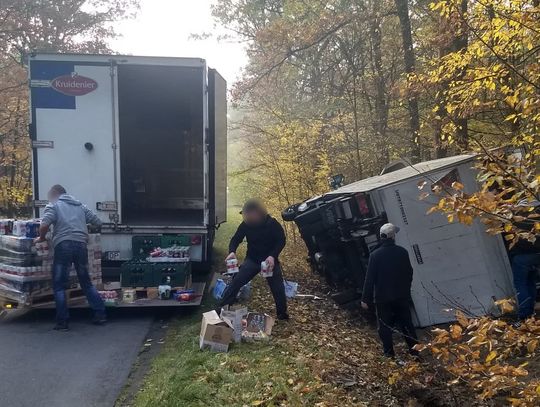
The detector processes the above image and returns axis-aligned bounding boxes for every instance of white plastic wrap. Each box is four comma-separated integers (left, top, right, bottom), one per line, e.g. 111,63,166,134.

0,232,102,306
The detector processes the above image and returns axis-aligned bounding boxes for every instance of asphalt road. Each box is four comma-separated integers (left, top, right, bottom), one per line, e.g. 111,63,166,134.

0,308,153,407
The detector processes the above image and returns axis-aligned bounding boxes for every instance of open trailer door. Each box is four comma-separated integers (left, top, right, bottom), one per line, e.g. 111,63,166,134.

208,68,227,226
29,55,120,223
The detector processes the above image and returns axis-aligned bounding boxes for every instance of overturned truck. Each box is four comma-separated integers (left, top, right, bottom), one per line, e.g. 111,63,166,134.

282,154,515,327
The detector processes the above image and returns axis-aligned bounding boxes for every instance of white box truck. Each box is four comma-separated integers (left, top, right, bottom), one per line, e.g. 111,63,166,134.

29,53,227,272
285,154,516,327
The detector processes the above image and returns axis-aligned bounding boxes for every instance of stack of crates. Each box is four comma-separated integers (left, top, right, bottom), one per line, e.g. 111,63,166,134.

152,262,191,287
131,236,161,258
121,235,192,289
120,260,153,288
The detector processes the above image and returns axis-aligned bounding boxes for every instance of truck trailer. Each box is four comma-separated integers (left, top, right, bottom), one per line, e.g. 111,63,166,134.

283,154,516,327
28,53,227,296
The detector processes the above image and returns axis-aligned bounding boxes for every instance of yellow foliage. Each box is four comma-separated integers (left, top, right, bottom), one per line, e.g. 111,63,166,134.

415,0,540,244
412,308,540,404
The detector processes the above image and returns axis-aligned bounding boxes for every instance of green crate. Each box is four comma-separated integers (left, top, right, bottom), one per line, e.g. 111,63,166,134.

152,262,191,287
161,234,191,248
132,236,161,257
121,261,154,287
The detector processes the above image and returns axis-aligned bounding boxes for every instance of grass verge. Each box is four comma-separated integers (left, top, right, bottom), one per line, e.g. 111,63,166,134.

132,209,326,407
130,209,458,406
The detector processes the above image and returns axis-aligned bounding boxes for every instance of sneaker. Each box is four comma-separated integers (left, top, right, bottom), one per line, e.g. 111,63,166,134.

53,321,69,331
277,313,290,321
92,315,107,325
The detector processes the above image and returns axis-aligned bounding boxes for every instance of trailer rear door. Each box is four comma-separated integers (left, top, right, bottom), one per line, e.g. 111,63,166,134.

208,69,227,225
30,57,119,223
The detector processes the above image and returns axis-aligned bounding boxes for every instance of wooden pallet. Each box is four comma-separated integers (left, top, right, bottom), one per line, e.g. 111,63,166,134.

31,287,86,309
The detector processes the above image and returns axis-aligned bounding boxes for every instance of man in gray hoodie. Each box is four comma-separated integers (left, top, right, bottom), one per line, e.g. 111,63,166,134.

36,185,106,331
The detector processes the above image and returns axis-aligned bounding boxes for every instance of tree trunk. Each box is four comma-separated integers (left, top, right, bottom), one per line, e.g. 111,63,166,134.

394,0,421,163
452,0,469,150
369,0,389,167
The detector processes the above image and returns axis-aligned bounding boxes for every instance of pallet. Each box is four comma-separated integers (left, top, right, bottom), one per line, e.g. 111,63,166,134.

31,287,87,309
71,282,205,308
1,282,205,312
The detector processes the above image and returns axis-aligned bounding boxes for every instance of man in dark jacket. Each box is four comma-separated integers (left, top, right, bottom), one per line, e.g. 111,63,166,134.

219,199,289,320
361,223,418,357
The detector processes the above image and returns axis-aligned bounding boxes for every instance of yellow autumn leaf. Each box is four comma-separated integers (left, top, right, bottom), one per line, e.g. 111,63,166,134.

527,340,537,354
388,372,401,385
450,324,462,340
427,207,438,215
485,351,497,363
251,401,264,406
495,298,515,314
456,311,469,328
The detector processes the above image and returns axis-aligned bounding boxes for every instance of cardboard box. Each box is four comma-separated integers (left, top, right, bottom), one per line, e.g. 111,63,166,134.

199,310,234,352
245,312,275,334
146,287,159,300
103,281,121,290
220,304,248,343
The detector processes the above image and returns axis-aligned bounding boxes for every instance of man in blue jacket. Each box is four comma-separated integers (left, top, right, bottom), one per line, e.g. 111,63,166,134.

35,185,106,331
361,223,418,357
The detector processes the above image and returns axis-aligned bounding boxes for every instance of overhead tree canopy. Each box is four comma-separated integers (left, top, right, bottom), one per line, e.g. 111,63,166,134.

213,0,540,246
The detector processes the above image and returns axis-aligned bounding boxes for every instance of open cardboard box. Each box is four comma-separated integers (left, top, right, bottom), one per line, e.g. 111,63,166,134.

199,310,234,352
220,304,248,343
242,312,275,342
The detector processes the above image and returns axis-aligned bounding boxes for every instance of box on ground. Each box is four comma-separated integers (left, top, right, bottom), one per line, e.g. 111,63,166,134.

220,304,248,343
242,312,275,342
199,310,234,352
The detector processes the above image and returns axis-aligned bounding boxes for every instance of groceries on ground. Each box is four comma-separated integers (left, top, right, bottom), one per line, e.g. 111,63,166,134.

200,305,276,353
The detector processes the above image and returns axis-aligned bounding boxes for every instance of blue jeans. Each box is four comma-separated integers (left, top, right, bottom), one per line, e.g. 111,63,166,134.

53,240,105,323
511,253,540,319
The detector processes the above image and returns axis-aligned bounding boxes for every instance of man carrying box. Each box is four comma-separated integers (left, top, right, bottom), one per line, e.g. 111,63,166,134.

35,184,106,331
219,199,289,320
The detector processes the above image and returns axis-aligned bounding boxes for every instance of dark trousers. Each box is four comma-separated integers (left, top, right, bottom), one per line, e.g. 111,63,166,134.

219,258,287,317
511,253,540,319
376,299,418,357
53,240,106,323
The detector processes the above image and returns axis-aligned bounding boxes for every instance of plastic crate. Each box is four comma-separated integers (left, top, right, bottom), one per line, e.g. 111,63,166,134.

152,262,191,288
161,235,191,248
132,236,161,257
120,261,154,287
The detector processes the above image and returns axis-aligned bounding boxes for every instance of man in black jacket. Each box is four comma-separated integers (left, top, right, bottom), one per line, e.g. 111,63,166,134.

361,223,418,357
219,199,289,320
